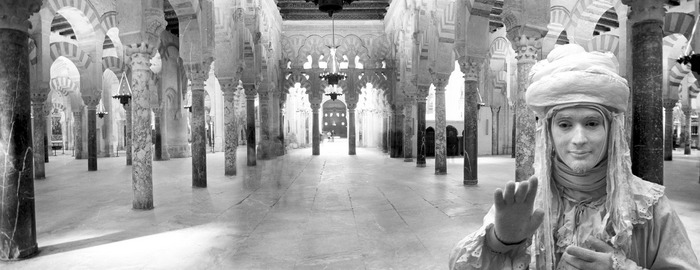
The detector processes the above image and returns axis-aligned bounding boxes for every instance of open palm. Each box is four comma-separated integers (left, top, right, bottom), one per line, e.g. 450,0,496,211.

493,176,544,244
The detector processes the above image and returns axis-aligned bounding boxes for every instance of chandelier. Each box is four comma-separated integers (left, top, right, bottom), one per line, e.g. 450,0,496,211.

305,0,356,17
96,100,108,118
319,17,346,87
112,72,132,106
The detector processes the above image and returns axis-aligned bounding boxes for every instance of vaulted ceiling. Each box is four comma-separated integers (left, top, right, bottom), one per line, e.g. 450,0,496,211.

277,0,391,20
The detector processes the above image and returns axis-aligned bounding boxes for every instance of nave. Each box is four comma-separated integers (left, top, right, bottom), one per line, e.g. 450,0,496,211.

2,148,699,269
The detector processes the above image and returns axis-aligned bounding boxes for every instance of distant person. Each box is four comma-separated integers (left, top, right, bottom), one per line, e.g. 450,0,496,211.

331,130,335,142
449,44,699,269
327,131,332,142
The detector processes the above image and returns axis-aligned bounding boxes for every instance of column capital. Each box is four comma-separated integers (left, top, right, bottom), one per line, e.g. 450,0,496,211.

506,25,545,64
243,83,258,98
82,95,100,108
491,106,501,113
152,107,162,114
430,72,450,89
0,0,42,32
30,92,48,104
219,78,238,94
185,60,213,88
347,103,357,110
622,0,666,24
458,56,484,82
663,99,678,109
310,103,321,110
125,43,156,71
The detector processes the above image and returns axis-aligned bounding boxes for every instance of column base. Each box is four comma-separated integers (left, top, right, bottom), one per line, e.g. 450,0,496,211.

463,179,478,185
435,171,447,175
417,163,426,167
1,244,38,261
404,158,413,162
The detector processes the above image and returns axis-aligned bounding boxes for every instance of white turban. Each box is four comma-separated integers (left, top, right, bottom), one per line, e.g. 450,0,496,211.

525,44,629,117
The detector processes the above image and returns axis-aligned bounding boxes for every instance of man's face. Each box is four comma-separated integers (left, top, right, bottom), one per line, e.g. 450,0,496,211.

551,107,607,173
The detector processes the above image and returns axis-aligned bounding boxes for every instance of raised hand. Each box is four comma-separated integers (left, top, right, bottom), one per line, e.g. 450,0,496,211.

493,176,544,244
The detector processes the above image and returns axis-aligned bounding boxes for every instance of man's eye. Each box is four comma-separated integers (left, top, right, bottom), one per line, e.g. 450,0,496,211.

587,121,600,127
558,122,570,128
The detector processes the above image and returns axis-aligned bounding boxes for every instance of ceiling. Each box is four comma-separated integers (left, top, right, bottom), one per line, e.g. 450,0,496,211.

277,0,391,20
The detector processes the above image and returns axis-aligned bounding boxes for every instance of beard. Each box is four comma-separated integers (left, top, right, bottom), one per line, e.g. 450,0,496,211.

567,160,595,174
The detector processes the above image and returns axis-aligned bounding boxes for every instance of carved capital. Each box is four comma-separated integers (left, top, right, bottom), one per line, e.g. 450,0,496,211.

0,0,42,32
185,60,212,88
310,103,321,110
244,85,258,98
622,0,666,24
144,11,167,46
126,43,155,71
663,99,678,109
31,92,48,103
219,78,238,94
507,26,545,64
430,72,450,89
82,95,101,107
347,103,357,110
459,57,483,82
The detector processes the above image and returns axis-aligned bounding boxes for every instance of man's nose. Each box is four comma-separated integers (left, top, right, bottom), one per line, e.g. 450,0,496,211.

570,125,588,145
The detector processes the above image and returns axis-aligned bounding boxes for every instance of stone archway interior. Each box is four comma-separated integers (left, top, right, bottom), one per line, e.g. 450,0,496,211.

322,99,347,138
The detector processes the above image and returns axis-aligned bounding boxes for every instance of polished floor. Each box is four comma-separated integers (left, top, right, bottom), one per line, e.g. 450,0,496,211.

2,140,700,269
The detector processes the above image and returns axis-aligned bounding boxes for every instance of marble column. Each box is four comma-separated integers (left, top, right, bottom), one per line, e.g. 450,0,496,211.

663,99,676,161
625,0,665,184
125,103,133,165
311,103,320,155
278,97,286,156
126,44,154,209
85,99,98,171
416,94,427,167
245,86,257,166
433,75,449,175
683,109,691,155
74,110,84,159
31,96,47,179
510,34,541,181
270,92,282,156
387,112,393,155
187,63,210,188
390,106,404,158
461,58,481,184
153,107,164,161
491,106,500,155
382,115,389,153
511,106,516,158
348,103,357,155
0,11,40,259
221,79,238,175
257,90,273,160
403,101,413,162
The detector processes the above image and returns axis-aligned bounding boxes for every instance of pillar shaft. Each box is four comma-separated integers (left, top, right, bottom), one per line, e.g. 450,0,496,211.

348,105,357,155
663,100,676,161
382,115,389,153
629,18,664,185
31,101,46,179
245,88,257,166
312,103,320,155
464,80,479,184
0,26,39,260
222,83,238,175
74,110,84,159
403,103,413,161
390,107,404,158
511,107,516,158
128,49,154,209
683,110,691,155
434,81,448,175
153,109,163,161
125,103,133,165
257,91,274,159
491,107,500,155
86,104,97,171
514,60,536,181
191,88,207,187
416,97,427,167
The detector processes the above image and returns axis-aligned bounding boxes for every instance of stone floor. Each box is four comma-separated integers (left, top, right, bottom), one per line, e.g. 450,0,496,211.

2,140,699,269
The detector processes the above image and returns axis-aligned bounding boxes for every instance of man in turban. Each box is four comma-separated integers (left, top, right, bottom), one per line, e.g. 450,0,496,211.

448,44,699,269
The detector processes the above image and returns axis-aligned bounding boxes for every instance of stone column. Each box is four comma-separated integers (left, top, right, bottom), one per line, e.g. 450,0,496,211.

663,99,676,161
624,0,665,184
257,89,273,159
433,74,449,175
0,2,41,259
31,94,47,179
270,91,282,156
348,103,357,155
390,105,404,158
682,108,691,155
74,110,84,159
511,106,516,158
187,62,211,188
153,107,164,161
85,98,98,171
278,96,286,156
461,58,481,184
311,103,320,155
382,115,389,153
244,85,257,166
416,92,428,167
403,101,413,162
492,106,501,155
125,102,133,165
126,44,155,209
508,29,542,182
220,79,238,175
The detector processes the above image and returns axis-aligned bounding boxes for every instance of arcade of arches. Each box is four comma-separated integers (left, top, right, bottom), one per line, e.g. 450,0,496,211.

0,0,699,267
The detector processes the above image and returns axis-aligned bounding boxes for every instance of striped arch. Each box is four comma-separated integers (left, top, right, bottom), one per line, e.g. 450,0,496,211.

284,72,311,90
50,42,92,69
356,72,388,94
664,34,688,61
586,34,619,55
102,56,124,74
436,1,456,44
664,12,695,39
669,63,690,92
489,37,510,59
567,0,619,45
690,79,700,99
50,76,78,96
45,0,103,35
51,102,67,113
544,6,571,48
100,11,118,31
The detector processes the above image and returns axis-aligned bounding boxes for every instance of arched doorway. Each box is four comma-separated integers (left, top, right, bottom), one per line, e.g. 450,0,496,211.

446,125,458,156
426,127,435,157
322,100,347,138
